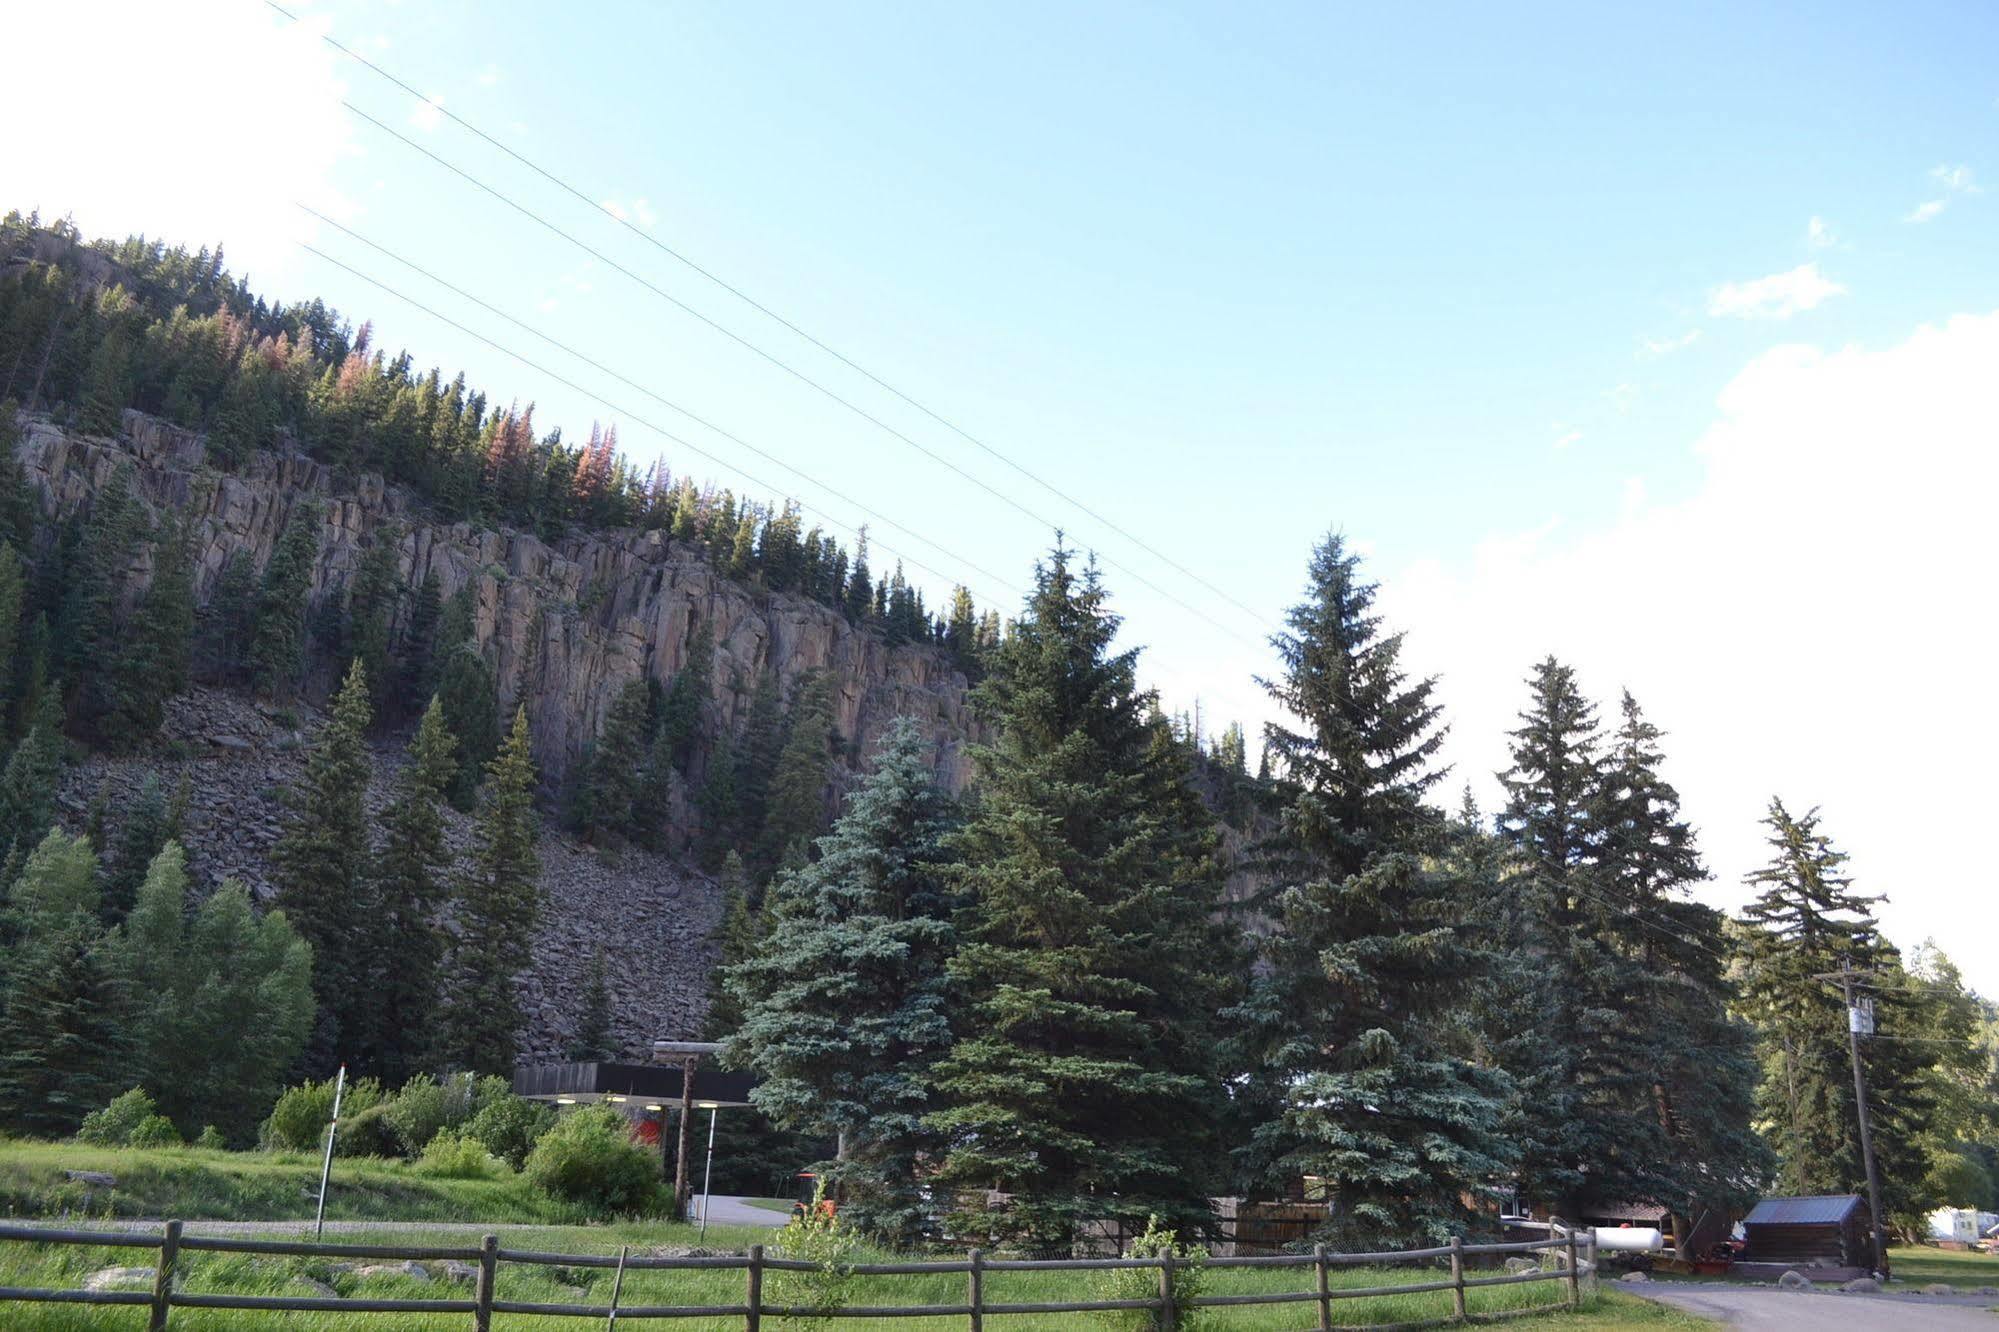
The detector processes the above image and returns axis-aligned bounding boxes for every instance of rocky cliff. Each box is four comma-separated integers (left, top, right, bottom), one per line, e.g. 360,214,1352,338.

19,409,983,1059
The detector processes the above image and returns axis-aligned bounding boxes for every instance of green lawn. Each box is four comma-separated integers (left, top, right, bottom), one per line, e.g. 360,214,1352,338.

1885,1242,1999,1289
739,1196,797,1213
0,1217,1666,1330
0,1138,599,1225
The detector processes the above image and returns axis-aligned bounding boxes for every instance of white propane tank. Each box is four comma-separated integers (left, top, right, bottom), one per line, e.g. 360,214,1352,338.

1590,1227,1664,1252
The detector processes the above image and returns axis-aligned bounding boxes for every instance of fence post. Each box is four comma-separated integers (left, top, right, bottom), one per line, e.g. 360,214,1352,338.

967,1248,984,1332
1314,1243,1330,1332
1157,1249,1176,1332
745,1243,763,1332
1565,1229,1580,1308
1449,1235,1466,1322
475,1233,497,1332
148,1219,180,1332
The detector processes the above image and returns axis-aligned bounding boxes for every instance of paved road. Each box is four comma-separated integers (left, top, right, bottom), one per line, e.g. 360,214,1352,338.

1633,1282,1999,1329
692,1195,788,1229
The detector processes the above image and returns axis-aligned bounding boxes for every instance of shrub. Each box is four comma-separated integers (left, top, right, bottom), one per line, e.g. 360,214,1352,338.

523,1105,664,1216
383,1073,504,1157
419,1131,507,1179
194,1125,227,1150
337,1103,400,1158
1092,1215,1209,1332
464,1094,557,1171
772,1182,861,1320
127,1115,182,1149
261,1076,384,1151
77,1088,159,1146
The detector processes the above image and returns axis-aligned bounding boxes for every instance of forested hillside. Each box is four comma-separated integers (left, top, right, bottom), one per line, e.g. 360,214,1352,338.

1,210,1994,1247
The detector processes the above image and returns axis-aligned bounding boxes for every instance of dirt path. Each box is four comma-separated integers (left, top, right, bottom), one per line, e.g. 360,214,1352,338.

1633,1281,1998,1328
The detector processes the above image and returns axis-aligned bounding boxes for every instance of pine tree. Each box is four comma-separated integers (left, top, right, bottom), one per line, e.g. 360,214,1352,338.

103,842,313,1140
567,949,616,1061
703,851,762,1038
437,644,499,809
58,462,142,721
1737,800,1936,1214
108,509,197,741
580,678,653,841
99,771,181,922
843,531,873,622
402,570,443,702
1589,692,1766,1215
270,659,373,1069
367,696,458,1084
346,532,400,718
1229,534,1507,1245
735,672,787,842
1495,657,1668,1214
926,547,1229,1250
727,717,958,1246
0,831,125,1137
251,500,322,699
0,690,65,868
439,707,540,1076
754,673,835,870
203,549,257,683
656,622,713,769
0,545,23,725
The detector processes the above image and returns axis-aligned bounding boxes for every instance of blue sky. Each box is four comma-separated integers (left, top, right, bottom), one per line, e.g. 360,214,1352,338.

6,0,1996,989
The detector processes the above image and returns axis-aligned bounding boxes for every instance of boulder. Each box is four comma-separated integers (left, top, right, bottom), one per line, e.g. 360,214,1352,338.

83,1267,155,1292
1619,1271,1650,1283
62,1170,116,1187
438,1260,479,1283
1504,1257,1539,1274
1778,1270,1814,1291
1839,1277,1878,1293
351,1262,430,1281
1921,1282,1955,1295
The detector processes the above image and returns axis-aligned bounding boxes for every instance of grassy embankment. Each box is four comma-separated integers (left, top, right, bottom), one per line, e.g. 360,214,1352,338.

1882,1243,1999,1289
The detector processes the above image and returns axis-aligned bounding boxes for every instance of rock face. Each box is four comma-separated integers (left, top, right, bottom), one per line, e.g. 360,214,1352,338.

18,409,977,797
22,409,985,1058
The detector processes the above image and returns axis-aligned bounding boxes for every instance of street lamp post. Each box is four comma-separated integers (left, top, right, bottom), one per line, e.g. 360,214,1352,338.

654,1041,723,1222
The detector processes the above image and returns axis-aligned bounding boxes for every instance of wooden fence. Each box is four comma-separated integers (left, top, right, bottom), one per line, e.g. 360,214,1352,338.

0,1220,1595,1329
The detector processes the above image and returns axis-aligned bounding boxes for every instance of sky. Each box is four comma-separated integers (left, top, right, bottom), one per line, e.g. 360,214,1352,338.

5,1,1996,991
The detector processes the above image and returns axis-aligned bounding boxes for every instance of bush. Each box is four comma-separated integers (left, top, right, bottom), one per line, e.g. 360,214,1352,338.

261,1076,384,1151
419,1131,508,1180
522,1105,664,1216
337,1103,400,1158
464,1094,557,1171
1092,1215,1209,1332
383,1073,506,1158
195,1125,227,1150
127,1115,183,1149
772,1182,860,1319
76,1088,159,1146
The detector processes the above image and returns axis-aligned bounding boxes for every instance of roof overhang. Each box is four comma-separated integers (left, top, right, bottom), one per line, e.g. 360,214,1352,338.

512,1061,756,1109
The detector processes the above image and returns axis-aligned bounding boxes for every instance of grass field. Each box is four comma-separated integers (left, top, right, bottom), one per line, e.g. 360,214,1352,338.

0,1218,1678,1330
0,1138,597,1225
1884,1242,1999,1289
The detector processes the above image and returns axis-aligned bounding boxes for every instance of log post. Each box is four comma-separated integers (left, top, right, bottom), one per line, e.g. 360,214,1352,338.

1449,1235,1466,1322
1314,1242,1331,1332
1157,1248,1176,1332
1566,1229,1581,1307
967,1248,984,1332
148,1219,180,1332
745,1243,763,1332
475,1233,497,1332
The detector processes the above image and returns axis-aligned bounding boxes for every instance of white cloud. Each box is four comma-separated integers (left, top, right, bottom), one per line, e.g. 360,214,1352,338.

601,199,629,222
1553,425,1583,450
1707,263,1845,319
409,92,446,133
601,197,659,230
1384,309,1999,994
0,0,355,284
1806,216,1837,249
1906,163,1979,223
1640,329,1701,358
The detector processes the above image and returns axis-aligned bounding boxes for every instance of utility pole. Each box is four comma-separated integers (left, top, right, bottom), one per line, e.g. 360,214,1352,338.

1836,963,1891,1278
654,1040,723,1222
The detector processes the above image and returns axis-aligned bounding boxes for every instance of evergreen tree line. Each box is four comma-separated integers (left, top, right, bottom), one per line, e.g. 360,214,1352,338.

0,214,994,675
720,536,1999,1255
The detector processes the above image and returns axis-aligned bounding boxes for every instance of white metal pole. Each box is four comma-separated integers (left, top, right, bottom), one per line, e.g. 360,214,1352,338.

314,1065,346,1240
697,1107,718,1240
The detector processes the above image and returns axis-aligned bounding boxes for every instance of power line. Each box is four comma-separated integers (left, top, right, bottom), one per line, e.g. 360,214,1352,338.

264,0,1274,636
327,97,1266,654
299,205,1025,600
298,242,1015,612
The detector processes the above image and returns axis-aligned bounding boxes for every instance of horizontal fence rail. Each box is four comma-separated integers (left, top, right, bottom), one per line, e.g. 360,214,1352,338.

0,1219,1596,1329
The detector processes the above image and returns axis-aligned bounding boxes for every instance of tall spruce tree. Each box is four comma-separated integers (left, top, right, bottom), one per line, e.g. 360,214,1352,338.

567,949,616,1062
579,678,653,842
439,707,540,1075
0,689,65,868
346,532,400,718
270,659,374,1070
108,509,197,741
1736,800,1936,1214
366,696,458,1083
1589,693,1767,1216
58,462,142,724
251,500,322,699
1230,533,1509,1245
0,545,23,726
727,717,959,1246
926,546,1229,1250
755,673,836,870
